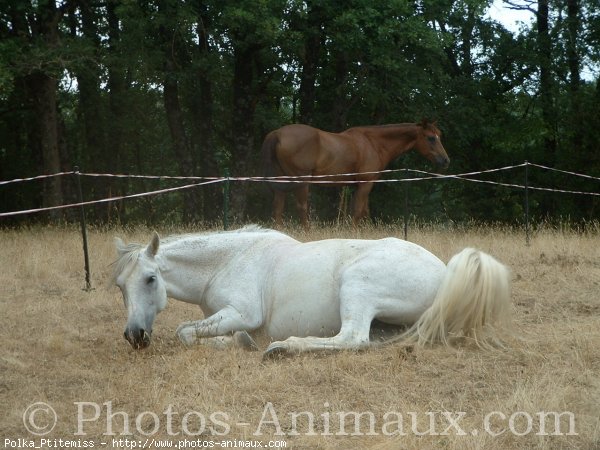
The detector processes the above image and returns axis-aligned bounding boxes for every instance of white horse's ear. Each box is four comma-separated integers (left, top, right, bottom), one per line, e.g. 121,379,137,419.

146,232,160,257
115,237,126,256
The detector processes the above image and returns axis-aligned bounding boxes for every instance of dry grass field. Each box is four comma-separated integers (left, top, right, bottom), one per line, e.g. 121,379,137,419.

1,223,599,449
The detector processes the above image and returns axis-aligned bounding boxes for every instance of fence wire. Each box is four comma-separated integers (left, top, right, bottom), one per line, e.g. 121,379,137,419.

1,162,599,218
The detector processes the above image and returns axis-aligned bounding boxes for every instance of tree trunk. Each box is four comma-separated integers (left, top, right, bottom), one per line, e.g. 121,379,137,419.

331,52,349,132
565,0,590,216
163,74,199,222
460,7,475,77
537,0,556,164
298,3,323,125
191,1,220,222
229,45,257,222
566,0,581,91
537,0,558,215
29,0,64,218
29,72,63,216
74,0,109,220
158,0,199,222
106,0,128,222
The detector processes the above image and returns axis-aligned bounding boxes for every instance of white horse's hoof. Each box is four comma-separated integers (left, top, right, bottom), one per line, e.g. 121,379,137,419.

176,321,196,332
176,325,196,346
263,342,289,359
234,331,259,351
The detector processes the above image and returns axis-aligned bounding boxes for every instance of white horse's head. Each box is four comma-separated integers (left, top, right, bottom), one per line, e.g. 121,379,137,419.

113,232,167,349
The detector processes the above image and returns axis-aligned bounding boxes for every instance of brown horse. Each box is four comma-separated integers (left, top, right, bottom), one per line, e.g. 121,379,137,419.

262,120,450,226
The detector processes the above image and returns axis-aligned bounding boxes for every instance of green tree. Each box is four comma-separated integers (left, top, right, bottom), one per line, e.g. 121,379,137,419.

1,0,69,218
1,0,598,225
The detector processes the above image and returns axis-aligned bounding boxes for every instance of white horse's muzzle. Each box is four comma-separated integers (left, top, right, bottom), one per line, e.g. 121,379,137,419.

124,327,152,349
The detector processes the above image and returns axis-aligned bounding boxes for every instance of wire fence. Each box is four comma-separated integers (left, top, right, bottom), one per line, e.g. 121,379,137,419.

1,162,599,219
1,163,599,215
2,161,598,289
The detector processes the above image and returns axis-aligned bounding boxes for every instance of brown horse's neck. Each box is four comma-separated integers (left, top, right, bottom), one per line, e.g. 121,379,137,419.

359,124,419,166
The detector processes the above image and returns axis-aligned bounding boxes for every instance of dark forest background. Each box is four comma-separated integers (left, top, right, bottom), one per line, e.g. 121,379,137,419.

1,0,599,226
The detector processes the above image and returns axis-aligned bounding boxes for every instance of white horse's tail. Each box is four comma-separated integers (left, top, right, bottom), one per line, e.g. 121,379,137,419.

398,248,512,348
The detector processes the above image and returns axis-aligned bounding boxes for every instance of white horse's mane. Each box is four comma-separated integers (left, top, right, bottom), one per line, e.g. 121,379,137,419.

112,241,144,283
112,225,274,282
159,224,269,244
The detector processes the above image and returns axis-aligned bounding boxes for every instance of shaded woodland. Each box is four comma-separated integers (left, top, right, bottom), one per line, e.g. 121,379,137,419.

1,0,599,225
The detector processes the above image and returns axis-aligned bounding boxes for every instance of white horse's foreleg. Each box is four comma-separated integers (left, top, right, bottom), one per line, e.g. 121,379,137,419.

197,332,258,351
197,336,236,350
176,305,260,347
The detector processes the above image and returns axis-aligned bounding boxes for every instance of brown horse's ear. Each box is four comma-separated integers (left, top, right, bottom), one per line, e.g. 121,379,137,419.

419,118,438,130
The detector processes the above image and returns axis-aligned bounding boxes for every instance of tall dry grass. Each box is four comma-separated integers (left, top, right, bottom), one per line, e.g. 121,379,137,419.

1,223,599,449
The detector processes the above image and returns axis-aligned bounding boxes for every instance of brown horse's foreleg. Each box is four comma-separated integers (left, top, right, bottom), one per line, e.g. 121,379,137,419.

272,190,286,227
294,185,310,228
352,182,374,225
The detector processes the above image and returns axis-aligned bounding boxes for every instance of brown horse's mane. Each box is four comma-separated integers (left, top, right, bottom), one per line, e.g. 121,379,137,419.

353,120,440,134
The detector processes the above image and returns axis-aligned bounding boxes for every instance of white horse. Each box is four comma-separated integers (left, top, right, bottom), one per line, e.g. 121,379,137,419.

113,226,511,356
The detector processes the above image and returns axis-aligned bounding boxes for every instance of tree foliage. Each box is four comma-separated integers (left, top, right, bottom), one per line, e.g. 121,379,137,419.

1,0,598,225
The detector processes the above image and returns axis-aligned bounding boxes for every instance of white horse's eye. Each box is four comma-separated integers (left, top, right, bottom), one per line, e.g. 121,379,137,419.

147,275,157,285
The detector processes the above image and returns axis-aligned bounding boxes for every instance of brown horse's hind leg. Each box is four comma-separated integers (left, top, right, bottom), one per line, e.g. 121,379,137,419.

272,190,286,227
352,183,374,225
294,185,310,228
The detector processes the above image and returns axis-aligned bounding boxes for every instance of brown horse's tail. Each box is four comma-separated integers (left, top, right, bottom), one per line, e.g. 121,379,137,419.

262,131,295,192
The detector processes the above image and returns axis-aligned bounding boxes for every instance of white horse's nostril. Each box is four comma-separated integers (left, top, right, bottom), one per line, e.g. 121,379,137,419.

123,328,151,349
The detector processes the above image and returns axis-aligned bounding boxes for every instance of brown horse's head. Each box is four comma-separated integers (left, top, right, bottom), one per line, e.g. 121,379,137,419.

415,120,450,169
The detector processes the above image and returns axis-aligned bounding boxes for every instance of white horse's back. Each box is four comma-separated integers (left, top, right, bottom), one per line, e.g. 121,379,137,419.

265,238,445,340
